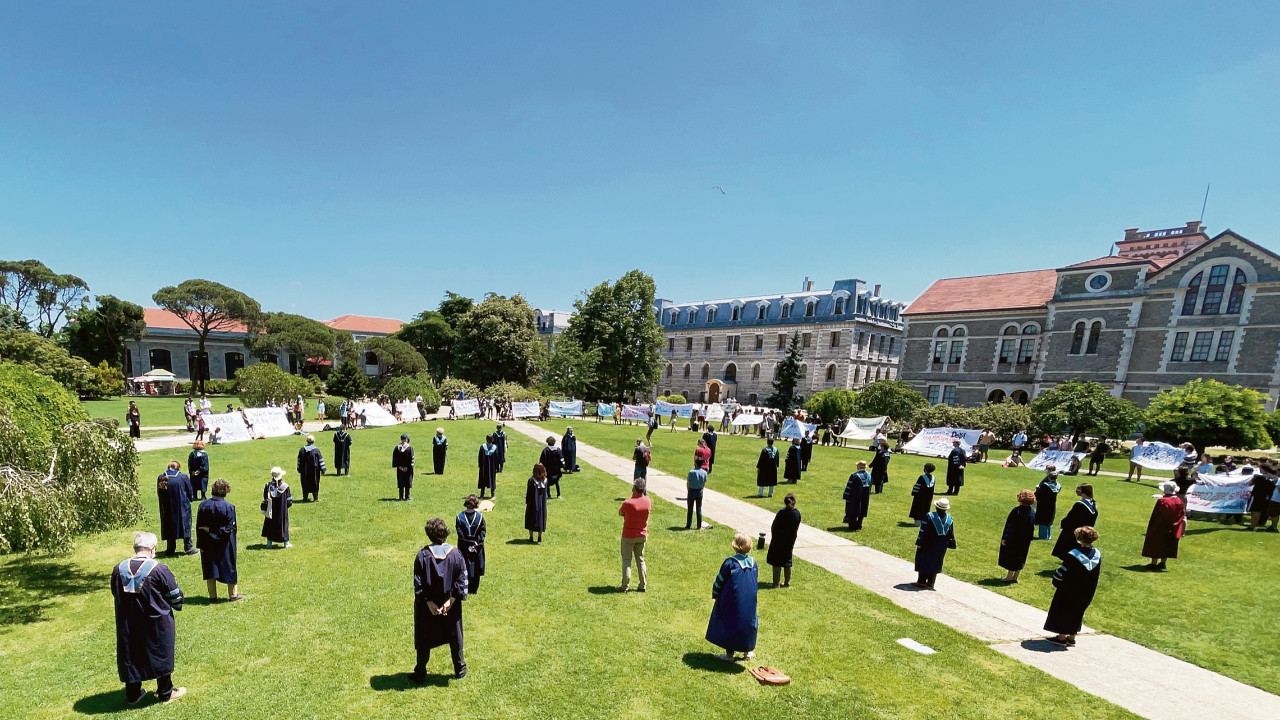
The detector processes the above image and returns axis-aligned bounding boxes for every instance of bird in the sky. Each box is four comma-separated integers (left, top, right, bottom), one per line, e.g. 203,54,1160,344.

712,185,725,194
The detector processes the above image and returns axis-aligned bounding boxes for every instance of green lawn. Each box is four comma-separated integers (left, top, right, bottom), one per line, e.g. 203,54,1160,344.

565,421,1280,695
82,395,242,428
0,420,1140,719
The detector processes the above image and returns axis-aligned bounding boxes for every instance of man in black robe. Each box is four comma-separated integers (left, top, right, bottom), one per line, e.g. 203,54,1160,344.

476,435,498,498
393,434,415,501
411,517,469,681
701,426,718,473
296,435,326,502
157,462,196,556
195,480,241,601
800,431,814,471
332,428,353,476
945,440,966,495
539,436,564,499
112,531,187,704
783,439,802,484
562,427,579,473
432,428,448,475
493,424,507,473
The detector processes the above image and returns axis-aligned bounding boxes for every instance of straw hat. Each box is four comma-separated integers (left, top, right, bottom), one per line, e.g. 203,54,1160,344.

934,498,951,511
1159,481,1176,496
271,467,286,480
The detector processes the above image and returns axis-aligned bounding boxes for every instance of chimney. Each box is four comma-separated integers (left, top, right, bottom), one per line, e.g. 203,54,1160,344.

1123,227,1139,241
873,284,881,296
1185,220,1203,234
802,276,811,292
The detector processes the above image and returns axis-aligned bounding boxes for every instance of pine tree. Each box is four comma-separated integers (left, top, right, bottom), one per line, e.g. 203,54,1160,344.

325,359,369,400
766,332,803,411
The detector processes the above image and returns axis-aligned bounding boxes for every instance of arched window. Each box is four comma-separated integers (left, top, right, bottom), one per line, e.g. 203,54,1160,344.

805,301,816,317
751,363,761,381
834,297,845,314
874,367,881,381
700,364,710,379
1181,272,1202,316
1086,321,1103,354
825,364,836,381
707,307,718,322
688,309,697,324
683,364,691,378
952,327,966,337
757,305,767,320
724,363,737,381
224,352,245,378
1226,269,1247,314
781,302,792,319
1069,321,1085,355
666,363,672,378
799,363,807,378
364,351,379,366
1201,264,1230,315
988,389,1007,403
999,326,1018,363
731,306,741,321
854,366,863,384
148,348,172,372
1010,390,1029,405
1017,324,1039,364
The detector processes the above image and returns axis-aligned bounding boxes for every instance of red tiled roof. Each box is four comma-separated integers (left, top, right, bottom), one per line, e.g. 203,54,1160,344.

143,307,250,333
324,315,405,335
904,269,1058,316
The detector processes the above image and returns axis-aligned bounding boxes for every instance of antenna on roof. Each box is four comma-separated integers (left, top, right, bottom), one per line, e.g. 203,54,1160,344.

1199,182,1211,223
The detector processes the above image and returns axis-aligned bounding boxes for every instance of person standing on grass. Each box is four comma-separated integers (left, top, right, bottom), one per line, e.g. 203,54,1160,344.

126,401,142,439
977,428,995,462
702,425,718,473
1052,483,1098,561
908,462,937,526
945,439,966,495
332,426,352,476
1034,468,1061,541
870,438,892,494
1142,482,1186,571
800,430,814,471
296,435,326,503
316,398,325,422
1125,437,1146,482
1247,465,1277,530
477,434,498,499
432,428,448,475
783,438,802,484
157,462,196,556
183,397,196,432
686,462,708,530
261,467,293,548
194,412,207,443
493,423,507,473
632,439,650,481
562,426,579,473
540,436,564,499
999,490,1036,583
525,463,549,543
1086,437,1110,476
913,498,955,589
196,479,241,602
1012,429,1028,461
694,438,711,471
706,533,759,663
455,495,486,595
394,433,415,502
1045,526,1101,647
112,531,187,705
187,441,209,501
844,460,872,531
618,478,651,593
411,517,469,682
645,411,659,444
756,438,780,497
767,493,801,588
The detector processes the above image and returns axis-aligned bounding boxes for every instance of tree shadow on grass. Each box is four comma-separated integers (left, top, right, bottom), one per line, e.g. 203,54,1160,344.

370,672,449,690
72,688,135,714
682,652,746,674
0,559,110,630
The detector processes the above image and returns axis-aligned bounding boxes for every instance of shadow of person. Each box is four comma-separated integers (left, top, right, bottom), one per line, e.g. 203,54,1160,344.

1019,638,1068,653
369,672,449,690
244,543,271,551
1119,563,1155,572
681,652,746,674
182,596,214,606
72,688,135,714
893,582,930,592
976,578,1014,587
587,586,620,595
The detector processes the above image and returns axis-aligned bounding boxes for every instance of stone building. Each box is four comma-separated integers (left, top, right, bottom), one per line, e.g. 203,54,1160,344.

901,222,1280,410
534,308,573,352
654,278,907,404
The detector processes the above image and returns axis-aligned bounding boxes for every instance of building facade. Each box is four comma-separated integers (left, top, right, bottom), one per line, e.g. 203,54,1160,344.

534,308,573,352
654,278,906,404
901,222,1280,410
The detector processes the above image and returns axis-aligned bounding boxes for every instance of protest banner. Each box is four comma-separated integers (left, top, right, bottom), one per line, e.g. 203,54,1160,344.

206,412,253,444
837,416,889,441
353,402,398,427
731,413,763,426
597,402,615,417
243,407,294,438
549,400,583,417
704,403,725,423
902,427,982,458
1186,472,1253,514
452,398,481,417
397,399,422,422
621,404,651,421
511,401,541,418
1131,441,1188,470
1027,450,1087,471
780,417,818,440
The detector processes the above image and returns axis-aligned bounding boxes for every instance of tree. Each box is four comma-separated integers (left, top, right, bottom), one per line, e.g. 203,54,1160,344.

152,279,261,393
850,380,927,421
247,312,355,371
361,336,428,379
1143,379,1272,451
394,310,459,381
766,332,804,411
563,270,664,402
974,400,1034,446
61,295,146,369
439,377,480,400
325,359,369,400
541,335,601,399
234,362,312,408
1031,380,1142,441
0,260,90,337
483,381,539,403
0,329,95,395
0,305,28,332
381,373,442,412
452,293,540,388
805,388,857,424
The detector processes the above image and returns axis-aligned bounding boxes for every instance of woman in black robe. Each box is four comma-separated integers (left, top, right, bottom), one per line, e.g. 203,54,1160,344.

766,493,801,588
411,517,469,681
1045,526,1101,646
332,428,352,476
1034,470,1061,540
909,463,937,524
476,435,498,498
913,498,955,589
999,490,1036,583
756,439,779,497
869,439,892,494
562,427,579,472
432,428,448,475
126,401,141,439
393,434,415,501
296,436,326,503
455,494,486,594
783,439,802,483
525,463,549,543
493,424,507,472
261,467,292,548
111,531,186,704
799,432,813,471
196,479,241,601
1052,483,1098,561
187,442,209,500
157,463,195,555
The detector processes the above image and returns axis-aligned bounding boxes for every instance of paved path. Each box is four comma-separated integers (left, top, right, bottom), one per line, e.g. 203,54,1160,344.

506,421,1280,720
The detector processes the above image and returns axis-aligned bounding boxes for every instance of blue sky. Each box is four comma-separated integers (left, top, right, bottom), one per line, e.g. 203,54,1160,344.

3,2,1279,321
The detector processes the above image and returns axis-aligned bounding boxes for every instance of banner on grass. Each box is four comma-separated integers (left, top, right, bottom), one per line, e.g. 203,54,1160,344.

597,403,615,417
206,412,253,444
243,407,294,438
354,402,398,427
704,403,725,423
452,398,480,417
731,413,763,426
902,427,982,458
780,417,818,440
511,401,541,418
1131,441,1188,470
1186,472,1253,514
1027,450,1087,471
397,399,422,422
837,416,889,441
622,404,652,421
549,400,583,417
655,400,695,418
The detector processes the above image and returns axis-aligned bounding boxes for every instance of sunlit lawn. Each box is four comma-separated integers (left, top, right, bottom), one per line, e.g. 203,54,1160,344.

82,395,241,428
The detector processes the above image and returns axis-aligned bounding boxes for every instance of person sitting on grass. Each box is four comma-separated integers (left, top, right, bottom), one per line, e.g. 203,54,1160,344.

1061,454,1082,477
411,517,468,682
1045,526,1101,647
706,533,759,663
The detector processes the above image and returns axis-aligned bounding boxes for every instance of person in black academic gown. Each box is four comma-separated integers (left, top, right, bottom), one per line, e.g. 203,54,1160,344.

393,434,415,501
1052,483,1098,561
157,462,196,556
476,435,498,498
999,490,1037,583
332,428,352,476
783,439,802,483
1045,526,1101,646
945,440,966,495
525,463,549,543
870,439,892,494
1034,469,1062,540
562,427,579,472
411,517,469,682
493,424,507,473
756,439,779,497
112,531,187,704
455,495,487,594
196,479,241,601
913,498,956,589
909,463,937,525
702,426,718,473
187,442,209,501
432,428,448,474
539,436,564,499
261,467,293,548
296,435,326,502
843,460,872,531
800,432,813,471
767,493,801,588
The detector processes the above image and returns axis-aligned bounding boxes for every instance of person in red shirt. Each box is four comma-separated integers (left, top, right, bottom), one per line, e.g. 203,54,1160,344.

618,478,651,593
694,439,712,470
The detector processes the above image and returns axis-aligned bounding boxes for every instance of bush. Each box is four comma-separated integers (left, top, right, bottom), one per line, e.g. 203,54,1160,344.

910,403,982,430
0,363,90,469
304,374,324,396
317,395,346,421
658,393,688,405
205,379,237,395
1144,379,1272,451
235,363,312,408
805,389,856,424
973,400,1034,447
0,329,95,395
483,381,539,403
80,360,126,399
325,360,369,400
440,377,480,400
382,373,442,413
851,380,927,421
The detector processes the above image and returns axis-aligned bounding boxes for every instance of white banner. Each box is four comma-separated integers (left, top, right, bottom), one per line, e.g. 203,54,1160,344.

780,416,818,439
354,402,398,427
549,400,583,417
1131,441,1188,470
731,413,763,427
837,416,889,440
1027,450,1087,471
243,407,295,438
206,412,253,444
621,404,651,421
903,427,982,458
596,402,615,417
452,398,481,417
1186,472,1254,514
704,403,725,423
511,401,541,418
655,400,694,418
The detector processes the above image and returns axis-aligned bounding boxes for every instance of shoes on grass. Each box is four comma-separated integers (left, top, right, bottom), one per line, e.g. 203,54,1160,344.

161,687,187,703
127,690,149,705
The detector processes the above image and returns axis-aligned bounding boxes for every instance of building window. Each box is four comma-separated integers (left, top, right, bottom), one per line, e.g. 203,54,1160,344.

834,297,845,314
999,326,1017,363
725,363,737,381
781,302,792,319
752,364,760,380
1188,331,1214,361
857,331,865,352
364,351,379,366
799,363,807,378
887,337,894,355
777,333,786,349
942,386,957,405
825,364,836,381
854,366,863,384
1181,272,1202,316
948,340,964,365
830,331,840,348
688,310,698,324
757,305,767,320
1017,338,1035,364
805,301,816,317
224,352,245,378
754,334,763,350
729,306,739,322
728,335,741,352
124,348,134,377
1085,321,1103,354
707,307,718,322
188,351,210,382
933,340,947,365
1201,264,1230,315
701,363,710,379
1069,322,1085,355
802,333,812,349
685,337,693,352
149,348,172,372
1170,332,1188,362
1215,330,1234,362
926,385,941,404
704,337,712,352
1226,269,1247,314
683,364,691,378
668,338,674,352
1086,271,1112,292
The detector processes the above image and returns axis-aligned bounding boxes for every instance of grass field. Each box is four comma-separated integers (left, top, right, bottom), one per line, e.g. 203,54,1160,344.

82,396,242,428
0,420,1142,719
564,420,1280,695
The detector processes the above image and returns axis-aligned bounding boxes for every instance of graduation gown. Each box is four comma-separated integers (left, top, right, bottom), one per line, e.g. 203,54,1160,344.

706,554,758,653
767,507,802,568
800,436,813,470
1052,498,1098,560
914,511,956,575
783,445,802,482
525,477,548,532
1248,476,1276,514
455,509,487,582
477,443,498,492
870,447,892,491
539,446,564,481
998,505,1035,571
946,448,966,488
332,430,352,473
432,435,448,474
195,496,238,583
909,474,936,521
844,470,872,522
1044,547,1101,635
493,430,507,472
393,444,415,489
1034,479,1061,526
562,432,578,472
156,471,194,541
756,447,779,487
296,445,326,496
1142,495,1186,559
260,481,292,542
701,431,718,471
413,544,468,651
112,557,183,683
187,450,209,496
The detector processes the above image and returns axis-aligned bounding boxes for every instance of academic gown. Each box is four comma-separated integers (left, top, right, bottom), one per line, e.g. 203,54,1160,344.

432,436,448,474
539,446,564,483
1044,547,1101,635
870,447,892,492
112,557,183,683
783,445,802,482
705,554,759,653
524,477,549,532
296,445,326,497
493,430,507,472
1052,499,1099,560
413,544,468,653
393,444,415,489
998,505,1036,571
909,474,936,521
1034,479,1061,526
946,448,967,488
261,481,292,542
1248,476,1276,514
455,510,487,587
1142,495,1186,559
756,447,779,487
844,470,872,522
914,511,956,575
477,444,498,492
195,496,237,583
333,430,352,474
562,433,578,472
187,450,209,497
701,431,718,471
157,471,194,542
800,436,813,470
767,507,802,568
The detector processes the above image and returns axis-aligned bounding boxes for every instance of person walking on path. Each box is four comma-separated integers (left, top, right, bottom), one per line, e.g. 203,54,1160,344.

756,438,779,497
617,478,651,593
908,462,937,526
157,462,196,556
296,435,326,503
432,428,448,475
913,498,956,589
394,434,415,501
455,495,486,595
870,438,892,494
332,427,352,476
111,531,187,705
187,442,209,501
706,533,758,662
1045,526,1101,647
411,517,469,682
196,479,241,602
767,493,801,588
686,463,708,530
632,439,650,481
1052,483,1098,561
843,461,872,531
998,490,1036,584
261,467,292,548
1034,468,1062,540
524,463,549,543
945,440,966,495
540,436,564,499
1142,481,1186,571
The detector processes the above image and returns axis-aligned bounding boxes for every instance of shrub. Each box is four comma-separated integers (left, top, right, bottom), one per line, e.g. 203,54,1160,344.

204,379,237,395
805,389,856,424
910,403,982,430
325,360,369,400
0,329,95,395
1144,379,1272,451
973,400,1034,446
235,363,312,408
440,377,480,400
81,360,126,399
317,395,346,421
382,373,442,413
851,380,927,421
0,363,90,469
658,393,688,405
483,381,538,402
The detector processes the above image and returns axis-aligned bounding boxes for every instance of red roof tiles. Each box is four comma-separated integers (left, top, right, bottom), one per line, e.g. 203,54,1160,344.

143,307,250,333
904,269,1058,316
324,315,404,335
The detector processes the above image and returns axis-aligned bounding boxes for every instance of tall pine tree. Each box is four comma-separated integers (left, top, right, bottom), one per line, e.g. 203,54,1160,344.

766,332,803,411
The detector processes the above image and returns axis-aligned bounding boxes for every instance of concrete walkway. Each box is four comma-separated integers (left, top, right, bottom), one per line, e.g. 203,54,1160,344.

506,420,1280,720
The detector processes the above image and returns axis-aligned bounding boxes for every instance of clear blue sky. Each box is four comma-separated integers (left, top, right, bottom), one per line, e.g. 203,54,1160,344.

3,2,1278,321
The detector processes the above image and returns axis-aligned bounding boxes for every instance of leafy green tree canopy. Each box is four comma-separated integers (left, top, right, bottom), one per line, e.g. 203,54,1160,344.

61,295,146,369
234,362,312,408
1143,379,1272,451
1030,380,1141,440
452,293,539,388
563,270,664,402
0,329,95,395
361,336,428,379
0,259,90,337
248,312,355,367
325,359,369,400
394,310,459,382
850,380,927,421
153,279,261,393
381,372,442,412
805,388,857,424
0,304,29,332
541,335,601,400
